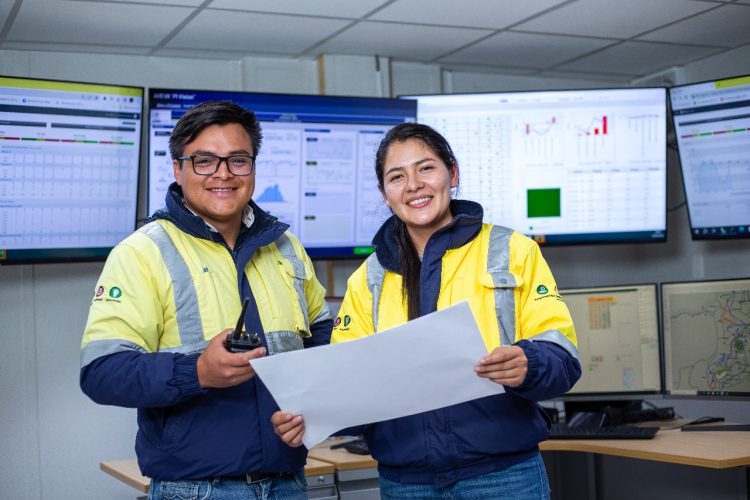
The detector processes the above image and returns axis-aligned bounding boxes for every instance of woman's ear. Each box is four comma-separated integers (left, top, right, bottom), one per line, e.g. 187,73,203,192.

380,187,391,208
450,163,459,189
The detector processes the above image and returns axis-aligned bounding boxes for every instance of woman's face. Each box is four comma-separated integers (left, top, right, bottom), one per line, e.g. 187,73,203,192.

380,138,458,239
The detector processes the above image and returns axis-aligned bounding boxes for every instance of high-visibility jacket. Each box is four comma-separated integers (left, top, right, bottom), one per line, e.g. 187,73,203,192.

80,183,332,480
332,200,580,488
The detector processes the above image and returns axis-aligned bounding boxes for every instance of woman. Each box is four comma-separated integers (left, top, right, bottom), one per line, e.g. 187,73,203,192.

273,123,581,499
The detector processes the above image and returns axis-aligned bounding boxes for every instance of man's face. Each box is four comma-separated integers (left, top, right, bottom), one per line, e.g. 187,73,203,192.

173,123,255,230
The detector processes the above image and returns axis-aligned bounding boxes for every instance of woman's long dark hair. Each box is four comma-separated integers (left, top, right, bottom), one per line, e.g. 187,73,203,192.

375,123,457,320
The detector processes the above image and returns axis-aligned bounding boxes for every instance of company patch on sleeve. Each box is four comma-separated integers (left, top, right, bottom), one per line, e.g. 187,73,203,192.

534,283,563,302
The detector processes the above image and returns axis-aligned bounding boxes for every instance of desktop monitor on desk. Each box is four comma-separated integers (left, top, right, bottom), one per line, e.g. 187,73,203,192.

558,284,663,423
662,278,750,399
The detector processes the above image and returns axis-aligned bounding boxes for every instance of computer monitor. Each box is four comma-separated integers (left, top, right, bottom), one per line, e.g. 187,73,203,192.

148,89,417,259
401,88,668,245
662,278,750,399
561,284,663,398
558,283,663,424
669,75,750,240
0,76,143,264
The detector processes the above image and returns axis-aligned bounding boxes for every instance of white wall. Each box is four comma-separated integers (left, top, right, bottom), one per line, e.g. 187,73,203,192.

1,48,749,500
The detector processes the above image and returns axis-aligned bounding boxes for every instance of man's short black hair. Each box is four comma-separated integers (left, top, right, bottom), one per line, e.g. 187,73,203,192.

169,100,262,160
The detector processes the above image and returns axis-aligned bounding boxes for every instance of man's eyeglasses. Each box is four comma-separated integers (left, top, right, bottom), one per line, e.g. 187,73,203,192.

178,154,256,176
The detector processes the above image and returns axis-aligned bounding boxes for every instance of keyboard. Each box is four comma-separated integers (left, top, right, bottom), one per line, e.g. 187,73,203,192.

330,438,371,455
548,423,659,440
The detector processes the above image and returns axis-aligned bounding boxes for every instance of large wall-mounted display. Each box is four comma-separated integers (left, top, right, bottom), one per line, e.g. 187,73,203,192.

670,74,750,240
0,76,143,264
149,89,417,258
403,88,668,245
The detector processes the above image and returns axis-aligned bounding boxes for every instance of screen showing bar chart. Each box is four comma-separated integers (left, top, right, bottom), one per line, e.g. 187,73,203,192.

670,74,750,240
0,76,143,264
402,88,668,245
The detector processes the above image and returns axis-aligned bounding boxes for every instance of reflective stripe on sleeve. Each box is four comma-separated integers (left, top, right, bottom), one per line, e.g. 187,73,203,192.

275,233,310,327
528,330,579,359
487,225,517,347
81,339,146,368
365,253,385,332
140,223,206,353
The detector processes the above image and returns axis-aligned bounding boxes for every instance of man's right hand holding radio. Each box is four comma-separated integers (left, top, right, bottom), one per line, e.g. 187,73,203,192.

197,330,267,388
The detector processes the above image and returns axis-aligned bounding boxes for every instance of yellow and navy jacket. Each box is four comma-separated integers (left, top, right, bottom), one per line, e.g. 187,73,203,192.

332,200,580,488
80,183,332,480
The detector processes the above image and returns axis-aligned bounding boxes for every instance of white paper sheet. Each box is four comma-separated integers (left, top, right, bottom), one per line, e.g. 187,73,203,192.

250,300,504,449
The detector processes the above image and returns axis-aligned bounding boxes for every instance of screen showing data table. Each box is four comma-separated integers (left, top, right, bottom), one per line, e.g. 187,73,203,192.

403,88,668,245
0,76,143,264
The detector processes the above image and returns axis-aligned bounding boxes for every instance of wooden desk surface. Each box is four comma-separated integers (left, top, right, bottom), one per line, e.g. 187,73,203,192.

100,457,337,494
308,439,378,471
540,426,750,469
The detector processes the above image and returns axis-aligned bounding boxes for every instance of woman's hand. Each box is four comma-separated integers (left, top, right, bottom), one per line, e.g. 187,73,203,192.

475,345,528,387
271,411,306,447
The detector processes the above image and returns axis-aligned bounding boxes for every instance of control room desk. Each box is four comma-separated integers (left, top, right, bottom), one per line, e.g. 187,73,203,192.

539,425,750,500
308,440,380,500
100,457,337,499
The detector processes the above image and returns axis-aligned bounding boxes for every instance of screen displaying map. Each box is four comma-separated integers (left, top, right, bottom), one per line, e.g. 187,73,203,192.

662,278,750,397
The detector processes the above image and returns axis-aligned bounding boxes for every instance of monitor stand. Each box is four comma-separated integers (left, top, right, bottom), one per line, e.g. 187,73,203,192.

564,400,653,426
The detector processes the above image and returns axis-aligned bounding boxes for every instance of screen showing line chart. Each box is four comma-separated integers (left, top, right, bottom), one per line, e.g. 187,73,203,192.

670,74,750,240
403,88,667,245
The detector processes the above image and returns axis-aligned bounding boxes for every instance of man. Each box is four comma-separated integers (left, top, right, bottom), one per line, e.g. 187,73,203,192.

81,101,332,499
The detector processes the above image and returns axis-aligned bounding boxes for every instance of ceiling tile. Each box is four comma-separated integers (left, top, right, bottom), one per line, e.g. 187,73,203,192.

515,0,716,39
535,69,633,83
155,47,255,60
312,21,492,62
6,0,194,45
439,32,614,69
369,0,568,29
103,0,206,5
209,0,388,17
440,63,537,76
558,41,722,75
0,1,15,32
167,10,349,55
1,41,151,55
638,4,750,47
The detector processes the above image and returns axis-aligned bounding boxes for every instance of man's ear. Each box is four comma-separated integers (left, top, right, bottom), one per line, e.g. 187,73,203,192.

173,159,182,185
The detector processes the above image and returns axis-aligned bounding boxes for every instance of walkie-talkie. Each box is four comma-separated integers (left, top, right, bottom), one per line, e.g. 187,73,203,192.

224,298,262,352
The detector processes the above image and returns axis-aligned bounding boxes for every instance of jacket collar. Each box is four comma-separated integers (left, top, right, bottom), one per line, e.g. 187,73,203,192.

372,199,484,273
145,182,288,251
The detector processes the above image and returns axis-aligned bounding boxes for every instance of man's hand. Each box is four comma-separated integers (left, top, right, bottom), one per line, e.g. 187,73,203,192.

272,411,306,448
196,329,266,388
475,345,528,387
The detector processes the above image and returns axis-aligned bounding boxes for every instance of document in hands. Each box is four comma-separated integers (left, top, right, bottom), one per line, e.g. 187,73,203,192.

250,300,504,449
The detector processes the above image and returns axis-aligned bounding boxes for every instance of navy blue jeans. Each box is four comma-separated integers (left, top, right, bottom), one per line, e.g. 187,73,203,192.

380,453,551,500
147,471,307,500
